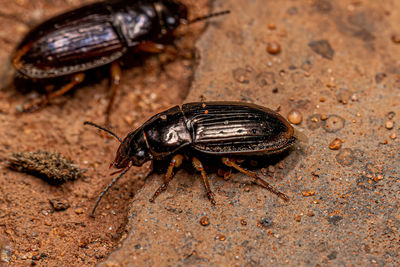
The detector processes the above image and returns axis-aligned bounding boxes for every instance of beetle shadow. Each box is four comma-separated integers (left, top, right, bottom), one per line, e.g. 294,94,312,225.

149,145,307,185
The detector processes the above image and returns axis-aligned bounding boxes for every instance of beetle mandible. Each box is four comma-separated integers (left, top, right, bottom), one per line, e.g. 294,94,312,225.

12,0,229,123
85,101,305,217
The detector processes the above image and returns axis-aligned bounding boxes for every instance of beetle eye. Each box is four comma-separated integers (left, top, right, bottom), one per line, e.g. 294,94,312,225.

136,150,145,159
166,17,176,25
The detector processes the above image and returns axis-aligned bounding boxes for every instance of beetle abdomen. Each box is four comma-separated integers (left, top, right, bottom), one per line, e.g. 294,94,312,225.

182,102,294,155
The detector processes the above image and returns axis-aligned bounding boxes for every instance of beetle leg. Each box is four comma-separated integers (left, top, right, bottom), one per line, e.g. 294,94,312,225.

137,41,178,71
221,158,289,202
150,154,184,203
192,157,216,206
136,41,177,55
105,62,121,127
22,73,85,112
217,168,232,180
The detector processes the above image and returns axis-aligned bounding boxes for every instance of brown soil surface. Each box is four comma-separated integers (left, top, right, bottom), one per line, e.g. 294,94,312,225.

0,0,210,265
1,0,400,266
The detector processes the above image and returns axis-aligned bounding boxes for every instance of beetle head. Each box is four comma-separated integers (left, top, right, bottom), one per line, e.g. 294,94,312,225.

112,130,151,169
158,0,188,31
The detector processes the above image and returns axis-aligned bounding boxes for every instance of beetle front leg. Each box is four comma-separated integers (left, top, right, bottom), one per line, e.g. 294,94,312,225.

105,62,121,127
22,73,85,112
150,154,184,203
136,41,178,70
221,158,289,202
136,41,177,55
192,157,216,206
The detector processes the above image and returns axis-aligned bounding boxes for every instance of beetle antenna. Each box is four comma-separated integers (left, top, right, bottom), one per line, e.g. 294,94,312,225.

187,10,230,25
90,164,132,217
84,121,122,143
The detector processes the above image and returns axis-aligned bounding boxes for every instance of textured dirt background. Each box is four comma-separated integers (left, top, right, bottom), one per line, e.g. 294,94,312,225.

0,0,399,266
0,0,209,266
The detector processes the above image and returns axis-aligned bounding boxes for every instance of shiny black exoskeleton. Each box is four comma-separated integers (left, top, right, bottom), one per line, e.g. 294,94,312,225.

86,102,300,216
12,0,188,78
113,102,295,168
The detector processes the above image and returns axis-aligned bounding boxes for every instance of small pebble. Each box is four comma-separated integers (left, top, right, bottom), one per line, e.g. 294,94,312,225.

320,114,328,120
294,214,302,222
392,34,400,44
216,234,226,241
49,198,70,211
307,211,315,217
387,111,395,120
351,94,358,101
268,165,275,173
302,190,315,197
258,217,273,228
329,138,342,150
326,82,336,88
15,105,24,113
287,109,302,125
74,208,84,214
319,97,326,102
266,41,281,55
124,115,134,126
200,216,209,226
385,120,394,129
240,219,247,226
373,174,384,182
267,23,276,30
390,133,396,139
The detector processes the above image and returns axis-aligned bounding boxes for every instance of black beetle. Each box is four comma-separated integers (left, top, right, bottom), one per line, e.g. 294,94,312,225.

11,0,229,121
85,101,305,216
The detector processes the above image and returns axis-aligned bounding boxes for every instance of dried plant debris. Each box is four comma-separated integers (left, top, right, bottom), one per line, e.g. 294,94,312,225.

7,151,86,184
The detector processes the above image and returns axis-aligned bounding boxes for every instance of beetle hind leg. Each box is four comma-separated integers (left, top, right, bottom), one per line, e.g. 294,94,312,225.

192,157,216,206
21,73,85,113
221,158,289,202
150,154,184,203
104,62,121,127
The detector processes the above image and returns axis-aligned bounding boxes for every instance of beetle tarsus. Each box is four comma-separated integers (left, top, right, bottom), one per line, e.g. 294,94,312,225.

221,157,289,202
19,73,85,113
21,97,49,113
192,157,216,205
